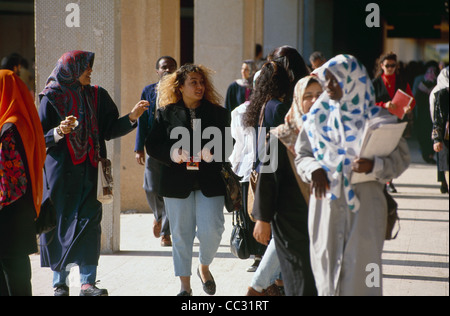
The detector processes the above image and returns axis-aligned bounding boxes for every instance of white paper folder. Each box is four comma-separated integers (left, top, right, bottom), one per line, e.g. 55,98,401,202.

351,121,408,184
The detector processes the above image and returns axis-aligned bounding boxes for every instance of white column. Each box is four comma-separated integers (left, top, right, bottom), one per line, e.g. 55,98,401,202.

194,0,245,99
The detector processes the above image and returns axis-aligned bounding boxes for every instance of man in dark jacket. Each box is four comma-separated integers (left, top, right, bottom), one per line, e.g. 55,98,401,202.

135,56,177,247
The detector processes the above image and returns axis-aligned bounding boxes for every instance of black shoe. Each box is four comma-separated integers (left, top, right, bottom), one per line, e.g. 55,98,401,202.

440,182,449,194
387,182,397,193
197,268,216,295
54,285,69,297
80,284,108,296
177,289,193,296
247,259,261,272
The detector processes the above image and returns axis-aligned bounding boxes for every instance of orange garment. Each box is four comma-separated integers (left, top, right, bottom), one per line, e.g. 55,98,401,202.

0,70,46,217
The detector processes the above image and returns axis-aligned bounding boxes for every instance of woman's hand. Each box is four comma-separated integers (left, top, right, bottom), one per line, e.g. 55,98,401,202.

311,168,329,199
171,148,190,164
253,220,271,246
352,158,374,174
198,147,214,163
58,116,78,135
385,101,397,110
434,142,443,153
129,100,150,122
135,150,145,166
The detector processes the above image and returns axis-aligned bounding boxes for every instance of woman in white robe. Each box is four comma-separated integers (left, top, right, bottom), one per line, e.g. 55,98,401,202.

295,54,410,296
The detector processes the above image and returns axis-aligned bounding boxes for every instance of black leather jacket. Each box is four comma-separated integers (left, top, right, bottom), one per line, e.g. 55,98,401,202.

146,99,230,199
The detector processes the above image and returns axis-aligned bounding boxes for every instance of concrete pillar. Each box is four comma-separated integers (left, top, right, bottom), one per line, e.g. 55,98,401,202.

194,0,246,99
194,0,264,99
119,0,180,214
243,0,265,61
263,0,333,64
263,0,300,56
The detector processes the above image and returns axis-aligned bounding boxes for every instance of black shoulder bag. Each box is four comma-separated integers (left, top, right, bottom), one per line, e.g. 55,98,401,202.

230,208,250,260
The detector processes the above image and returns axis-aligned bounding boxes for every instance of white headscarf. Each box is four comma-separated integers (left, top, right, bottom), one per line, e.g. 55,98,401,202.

303,54,381,212
430,66,449,117
271,76,322,155
288,76,322,130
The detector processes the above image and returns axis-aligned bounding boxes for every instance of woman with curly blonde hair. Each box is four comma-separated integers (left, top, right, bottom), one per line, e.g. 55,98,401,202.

158,64,223,108
146,64,230,296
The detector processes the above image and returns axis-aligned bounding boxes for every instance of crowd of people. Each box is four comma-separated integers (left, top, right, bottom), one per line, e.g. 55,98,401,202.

0,45,448,296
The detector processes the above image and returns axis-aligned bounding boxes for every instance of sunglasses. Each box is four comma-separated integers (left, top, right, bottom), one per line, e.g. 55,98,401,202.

384,63,397,68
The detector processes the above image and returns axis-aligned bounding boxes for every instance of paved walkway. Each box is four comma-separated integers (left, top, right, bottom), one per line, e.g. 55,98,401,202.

30,139,449,296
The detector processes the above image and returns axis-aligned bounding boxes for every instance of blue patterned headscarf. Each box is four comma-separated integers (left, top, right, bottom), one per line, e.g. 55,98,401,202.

40,51,100,167
303,54,381,212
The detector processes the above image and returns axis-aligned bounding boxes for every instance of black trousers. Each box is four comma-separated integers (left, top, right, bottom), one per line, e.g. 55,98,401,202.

0,256,32,296
273,231,317,296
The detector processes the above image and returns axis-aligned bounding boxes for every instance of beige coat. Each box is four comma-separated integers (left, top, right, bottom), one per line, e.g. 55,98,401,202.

295,128,410,296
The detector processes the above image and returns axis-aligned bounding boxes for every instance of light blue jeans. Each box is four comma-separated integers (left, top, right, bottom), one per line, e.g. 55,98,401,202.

53,265,97,287
250,238,281,292
164,191,225,277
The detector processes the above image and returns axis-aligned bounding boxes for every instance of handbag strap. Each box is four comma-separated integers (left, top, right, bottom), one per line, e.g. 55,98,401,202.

232,209,244,227
252,103,267,171
93,85,106,161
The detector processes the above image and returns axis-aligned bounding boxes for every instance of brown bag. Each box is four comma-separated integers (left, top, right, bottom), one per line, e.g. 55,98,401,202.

221,162,243,213
247,170,258,222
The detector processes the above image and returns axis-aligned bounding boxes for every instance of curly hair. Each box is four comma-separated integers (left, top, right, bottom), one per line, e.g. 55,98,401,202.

374,51,397,78
243,61,290,128
158,64,223,107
